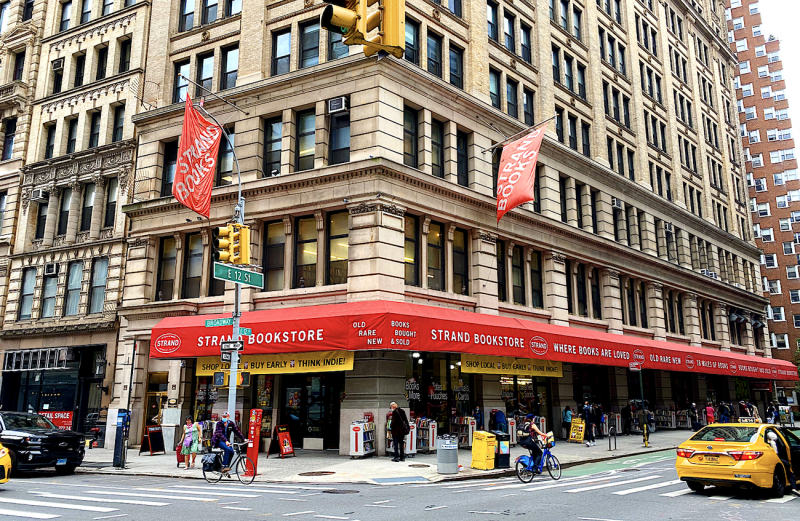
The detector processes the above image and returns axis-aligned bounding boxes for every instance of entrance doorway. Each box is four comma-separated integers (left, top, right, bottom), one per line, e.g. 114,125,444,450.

281,373,343,450
143,372,168,435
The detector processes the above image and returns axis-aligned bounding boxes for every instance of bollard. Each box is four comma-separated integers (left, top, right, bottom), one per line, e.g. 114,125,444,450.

608,425,617,451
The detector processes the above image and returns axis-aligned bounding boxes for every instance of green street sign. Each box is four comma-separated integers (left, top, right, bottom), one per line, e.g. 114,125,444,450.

213,262,263,289
240,328,252,336
206,318,233,327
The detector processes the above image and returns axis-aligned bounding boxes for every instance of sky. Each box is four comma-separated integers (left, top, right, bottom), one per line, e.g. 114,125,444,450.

756,1,800,120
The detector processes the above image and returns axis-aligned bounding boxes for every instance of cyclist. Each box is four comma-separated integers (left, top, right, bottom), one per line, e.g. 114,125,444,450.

211,412,245,472
519,419,547,472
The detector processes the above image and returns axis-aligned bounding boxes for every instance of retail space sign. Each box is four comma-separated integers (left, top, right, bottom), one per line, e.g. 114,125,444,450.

568,418,586,443
213,263,263,289
196,351,355,376
38,411,73,430
460,354,563,378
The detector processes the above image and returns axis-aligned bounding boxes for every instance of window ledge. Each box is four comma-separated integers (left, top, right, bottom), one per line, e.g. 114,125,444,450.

665,333,691,344
622,325,656,338
498,302,550,320
170,13,242,43
567,315,609,330
253,284,347,302
404,286,477,308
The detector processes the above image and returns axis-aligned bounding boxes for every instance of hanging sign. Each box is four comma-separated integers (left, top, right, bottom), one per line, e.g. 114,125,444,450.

460,354,562,377
496,127,547,222
196,351,354,376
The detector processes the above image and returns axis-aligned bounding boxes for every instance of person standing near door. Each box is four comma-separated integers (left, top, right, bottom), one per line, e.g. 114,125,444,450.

389,402,409,462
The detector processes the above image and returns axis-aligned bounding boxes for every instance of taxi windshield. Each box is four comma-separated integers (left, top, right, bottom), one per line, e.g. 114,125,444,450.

690,426,759,443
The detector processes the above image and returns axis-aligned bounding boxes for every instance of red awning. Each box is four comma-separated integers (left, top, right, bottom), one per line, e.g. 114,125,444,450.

150,300,797,381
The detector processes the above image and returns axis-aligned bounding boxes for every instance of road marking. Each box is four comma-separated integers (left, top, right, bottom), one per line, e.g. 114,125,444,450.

299,493,322,497
167,485,294,495
278,499,306,502
565,475,662,493
424,506,447,511
0,498,117,513
372,500,393,504
139,487,260,498
450,490,470,494
706,495,733,501
478,483,528,491
660,489,694,498
29,493,170,507
764,496,798,503
521,475,626,492
93,516,128,520
500,494,517,498
282,512,315,517
612,480,684,496
314,516,350,519
84,491,216,502
222,507,252,511
0,509,60,520
363,505,396,508
445,481,507,489
468,511,506,515
577,518,624,521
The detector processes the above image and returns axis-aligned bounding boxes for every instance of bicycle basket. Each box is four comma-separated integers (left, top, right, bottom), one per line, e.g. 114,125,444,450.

544,432,555,449
201,453,218,472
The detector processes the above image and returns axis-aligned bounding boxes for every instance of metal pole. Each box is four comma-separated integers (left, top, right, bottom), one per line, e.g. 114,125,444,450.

479,115,556,154
121,341,137,469
639,370,648,447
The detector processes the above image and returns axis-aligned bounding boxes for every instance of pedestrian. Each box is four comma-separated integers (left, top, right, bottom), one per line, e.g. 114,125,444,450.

621,401,632,435
211,412,246,472
582,401,595,447
473,405,484,430
766,431,800,497
705,402,715,425
181,416,201,469
767,402,778,424
637,404,651,444
689,403,700,431
596,404,605,439
389,402,409,462
747,401,761,422
562,406,573,440
719,402,729,423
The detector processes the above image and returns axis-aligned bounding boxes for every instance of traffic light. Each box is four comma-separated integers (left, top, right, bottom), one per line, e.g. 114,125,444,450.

321,0,405,58
212,225,233,263
229,224,251,265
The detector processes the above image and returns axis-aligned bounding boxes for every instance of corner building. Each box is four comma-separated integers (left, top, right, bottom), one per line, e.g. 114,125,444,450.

727,0,799,407
111,0,795,454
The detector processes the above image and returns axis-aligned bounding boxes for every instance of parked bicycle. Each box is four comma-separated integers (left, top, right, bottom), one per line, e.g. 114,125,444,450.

202,441,255,484
515,432,561,483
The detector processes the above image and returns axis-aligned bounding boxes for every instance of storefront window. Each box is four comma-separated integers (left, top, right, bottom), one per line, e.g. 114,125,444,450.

294,216,317,288
405,353,475,434
404,215,418,286
264,221,285,291
501,376,550,419
327,212,348,285
427,221,444,290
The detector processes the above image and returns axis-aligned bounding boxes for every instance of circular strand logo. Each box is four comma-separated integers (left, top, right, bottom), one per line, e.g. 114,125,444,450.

685,355,695,369
154,333,181,354
729,360,738,374
633,349,645,365
530,336,549,356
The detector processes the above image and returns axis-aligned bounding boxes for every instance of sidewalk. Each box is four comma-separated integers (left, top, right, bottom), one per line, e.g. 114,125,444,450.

79,429,689,485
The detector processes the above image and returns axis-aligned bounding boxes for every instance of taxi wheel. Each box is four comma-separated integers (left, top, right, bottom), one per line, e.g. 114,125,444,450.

686,481,705,493
7,450,17,478
771,467,786,498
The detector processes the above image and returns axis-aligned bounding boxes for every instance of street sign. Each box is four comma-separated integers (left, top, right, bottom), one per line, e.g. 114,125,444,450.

240,328,252,336
221,340,244,352
213,262,263,289
221,352,232,363
629,362,641,371
206,318,233,327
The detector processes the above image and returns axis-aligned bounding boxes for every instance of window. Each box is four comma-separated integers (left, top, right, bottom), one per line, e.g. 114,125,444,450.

182,233,203,299
44,125,56,159
489,69,501,108
22,0,33,20
18,268,36,320
506,79,518,118
792,290,800,304
103,0,113,15
195,53,213,96
13,51,25,82
431,119,444,177
216,128,234,186
35,200,47,239
295,110,315,171
523,88,534,125
118,38,131,73
789,266,800,280
66,118,77,154
504,12,515,51
426,221,445,291
294,216,317,288
1,118,15,160
271,29,291,76
80,183,94,231
156,237,176,301
95,46,108,81
161,141,178,196
521,24,532,63
112,104,125,142
573,8,582,40
784,242,795,255
329,112,350,166
735,39,747,52
763,254,777,268
64,262,82,316
173,60,189,102
552,46,560,83
555,106,564,142
329,31,349,61
104,177,117,228
60,1,72,31
427,32,442,77
768,280,781,295
449,45,463,89
564,55,573,91
179,0,194,31
577,64,586,99
327,212,348,285
299,22,319,69
405,18,420,65
263,118,282,177
487,1,498,41
530,250,542,307
403,106,418,168
263,221,285,291
57,188,71,236
404,215,419,286
581,123,590,156
457,131,468,187
80,0,90,23
226,0,241,15
772,306,785,322
221,45,238,89
202,0,217,24
511,245,524,305
88,111,101,148
497,240,507,302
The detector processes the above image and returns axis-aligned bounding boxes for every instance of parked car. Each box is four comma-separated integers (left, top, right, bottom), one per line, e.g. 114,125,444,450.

675,422,798,497
0,443,11,484
0,412,85,475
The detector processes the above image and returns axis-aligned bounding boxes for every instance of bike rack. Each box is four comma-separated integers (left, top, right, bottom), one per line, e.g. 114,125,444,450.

608,425,617,451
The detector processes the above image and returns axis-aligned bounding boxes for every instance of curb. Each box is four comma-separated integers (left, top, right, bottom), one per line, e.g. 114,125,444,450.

75,445,677,485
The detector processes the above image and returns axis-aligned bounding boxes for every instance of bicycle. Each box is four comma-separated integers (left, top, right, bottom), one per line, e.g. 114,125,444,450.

202,441,256,484
514,433,561,483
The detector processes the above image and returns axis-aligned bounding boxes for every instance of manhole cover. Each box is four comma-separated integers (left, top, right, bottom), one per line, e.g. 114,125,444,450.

323,489,360,494
298,471,335,476
408,464,430,468
619,468,640,472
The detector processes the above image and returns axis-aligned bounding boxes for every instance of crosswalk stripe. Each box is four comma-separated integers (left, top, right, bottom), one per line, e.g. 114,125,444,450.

0,498,117,513
167,485,295,495
29,493,169,507
282,512,315,517
660,489,694,498
612,480,683,496
764,495,798,504
140,487,259,498
706,495,734,501
521,474,627,492
478,484,528,491
565,475,662,493
85,491,216,502
444,481,509,489
0,509,60,520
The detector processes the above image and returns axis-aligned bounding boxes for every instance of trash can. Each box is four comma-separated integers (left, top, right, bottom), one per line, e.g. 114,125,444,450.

436,435,459,474
493,430,510,469
471,431,496,470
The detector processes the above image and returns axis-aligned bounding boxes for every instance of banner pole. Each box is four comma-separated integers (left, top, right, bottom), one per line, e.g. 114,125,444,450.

479,116,555,154
180,74,249,115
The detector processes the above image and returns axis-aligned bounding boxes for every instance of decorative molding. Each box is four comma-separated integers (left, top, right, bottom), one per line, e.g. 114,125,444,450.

48,12,138,52
549,252,566,263
479,231,497,244
39,77,132,114
507,241,515,258
379,203,404,216
689,293,698,303
100,228,113,239
422,216,431,235
447,223,456,242
651,281,663,291
173,232,182,251
314,209,324,231
0,319,118,337
75,231,90,243
22,140,136,189
200,228,209,245
0,259,7,277
606,268,620,280
283,215,292,235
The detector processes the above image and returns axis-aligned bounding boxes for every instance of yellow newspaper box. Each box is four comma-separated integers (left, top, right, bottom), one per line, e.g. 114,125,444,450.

471,431,497,470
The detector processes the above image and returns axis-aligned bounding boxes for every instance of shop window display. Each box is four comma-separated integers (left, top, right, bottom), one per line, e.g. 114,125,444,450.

405,353,474,435
501,375,550,423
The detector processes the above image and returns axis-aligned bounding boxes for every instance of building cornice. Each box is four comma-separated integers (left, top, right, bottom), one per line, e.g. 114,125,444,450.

42,3,148,48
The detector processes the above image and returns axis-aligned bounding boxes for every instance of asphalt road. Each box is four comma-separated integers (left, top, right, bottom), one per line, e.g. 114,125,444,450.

0,450,797,520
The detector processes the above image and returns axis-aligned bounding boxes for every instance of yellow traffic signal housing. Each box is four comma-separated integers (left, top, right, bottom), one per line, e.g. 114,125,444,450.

228,224,251,265
212,225,233,262
321,0,405,58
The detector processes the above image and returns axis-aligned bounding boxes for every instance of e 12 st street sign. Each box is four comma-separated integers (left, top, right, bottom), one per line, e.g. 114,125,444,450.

213,262,263,289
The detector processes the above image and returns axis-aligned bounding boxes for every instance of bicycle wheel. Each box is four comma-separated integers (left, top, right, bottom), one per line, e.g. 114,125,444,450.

546,454,561,480
235,456,256,485
203,461,224,483
515,460,535,483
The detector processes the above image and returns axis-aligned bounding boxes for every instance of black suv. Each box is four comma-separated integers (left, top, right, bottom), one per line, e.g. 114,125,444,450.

0,412,85,475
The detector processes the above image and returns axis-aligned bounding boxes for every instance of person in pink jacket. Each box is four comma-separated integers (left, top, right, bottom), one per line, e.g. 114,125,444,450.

705,403,715,425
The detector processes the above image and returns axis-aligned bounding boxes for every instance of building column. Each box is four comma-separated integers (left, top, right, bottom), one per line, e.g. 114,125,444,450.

715,302,731,351
315,210,325,286
419,108,432,176
684,293,702,347
171,233,184,299
314,100,328,169
640,212,657,255
677,229,691,269
282,216,293,290
655,222,668,261
538,165,561,220
545,251,569,326
602,268,623,334
63,182,82,244
565,177,578,227
690,235,700,270
470,229,499,314
445,223,456,293
627,206,640,250
709,244,720,275
41,188,60,247
89,176,106,240
580,184,594,232
647,281,666,341
524,246,534,308
420,217,430,290
741,311,755,355
444,121,458,185
595,192,615,239
614,206,628,246
505,241,514,305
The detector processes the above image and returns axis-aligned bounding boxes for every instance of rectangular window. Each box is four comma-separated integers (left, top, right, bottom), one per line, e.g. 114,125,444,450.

555,107,564,142
405,18,420,65
271,29,291,76
104,177,117,228
564,55,574,91
118,38,131,73
295,110,315,171
577,64,586,99
327,212,348,285
182,234,203,299
489,68,501,108
162,140,178,196
552,46,560,83
45,125,56,159
431,119,444,177
521,24,532,63
263,118,282,177
568,115,577,150
404,215,418,286
329,112,350,166
35,201,47,239
581,122,590,156
329,31,349,60
221,45,238,90
13,51,25,82
506,79,518,118
112,104,125,142
103,0,113,15
80,0,91,23
456,131,468,187
18,268,36,320
299,22,319,69
294,216,317,288
511,245,524,305
497,240,507,302
530,250,542,307
64,262,82,316
80,183,95,231
2,118,15,160
452,228,468,295
88,111,101,148
57,188,71,236
449,45,463,89
60,1,72,31
216,128,234,186
403,106,418,168
156,237,176,301
263,221,285,292
504,12,515,51
196,53,213,96
487,1,498,41
202,0,217,24
95,46,108,81
427,32,442,77
573,8,582,40
173,60,189,102
23,0,34,20
523,88,534,125
226,0,241,15
427,221,445,291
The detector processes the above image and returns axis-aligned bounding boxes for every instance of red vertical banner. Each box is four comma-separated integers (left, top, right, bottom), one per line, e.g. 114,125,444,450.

246,409,263,477
496,127,547,222
172,95,223,218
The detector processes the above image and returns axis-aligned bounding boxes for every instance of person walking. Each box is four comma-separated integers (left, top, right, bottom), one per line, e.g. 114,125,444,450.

621,401,632,435
767,402,778,424
718,402,729,423
637,405,651,444
181,416,201,469
389,402,409,462
705,402,715,425
596,404,605,440
689,403,700,431
582,401,595,447
561,406,573,440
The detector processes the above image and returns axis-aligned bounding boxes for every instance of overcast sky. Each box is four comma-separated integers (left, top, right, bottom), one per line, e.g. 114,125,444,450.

757,1,799,120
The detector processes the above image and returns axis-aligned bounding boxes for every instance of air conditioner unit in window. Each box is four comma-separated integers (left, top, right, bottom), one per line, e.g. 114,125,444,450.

611,197,624,210
700,269,710,276
327,96,349,114
734,282,745,289
709,271,719,280
663,222,674,233
30,189,49,203
52,58,64,72
44,263,58,276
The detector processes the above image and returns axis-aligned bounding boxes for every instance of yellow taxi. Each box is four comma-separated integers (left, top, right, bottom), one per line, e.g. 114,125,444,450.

675,423,799,497
0,443,11,484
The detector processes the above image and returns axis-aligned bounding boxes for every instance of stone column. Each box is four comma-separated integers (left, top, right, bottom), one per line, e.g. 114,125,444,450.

614,206,628,246
677,229,692,269
65,182,82,245
602,268,624,334
640,212,657,255
580,184,594,232
538,165,561,220
89,176,106,240
647,281,666,341
741,312,755,355
419,108,432,176
627,206,640,250
41,188,60,247
595,192,615,239
545,251,569,326
172,233,184,299
655,222,668,260
709,244,720,275
315,210,325,286
684,293,702,347
565,178,578,227
314,100,328,169
734,256,746,286
283,216,293,290
470,229,499,315
446,223,456,294
505,241,514,305
715,302,731,351
524,247,534,308
690,235,700,270
281,109,295,175
420,217,430,290
346,201,405,302
444,120,458,185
